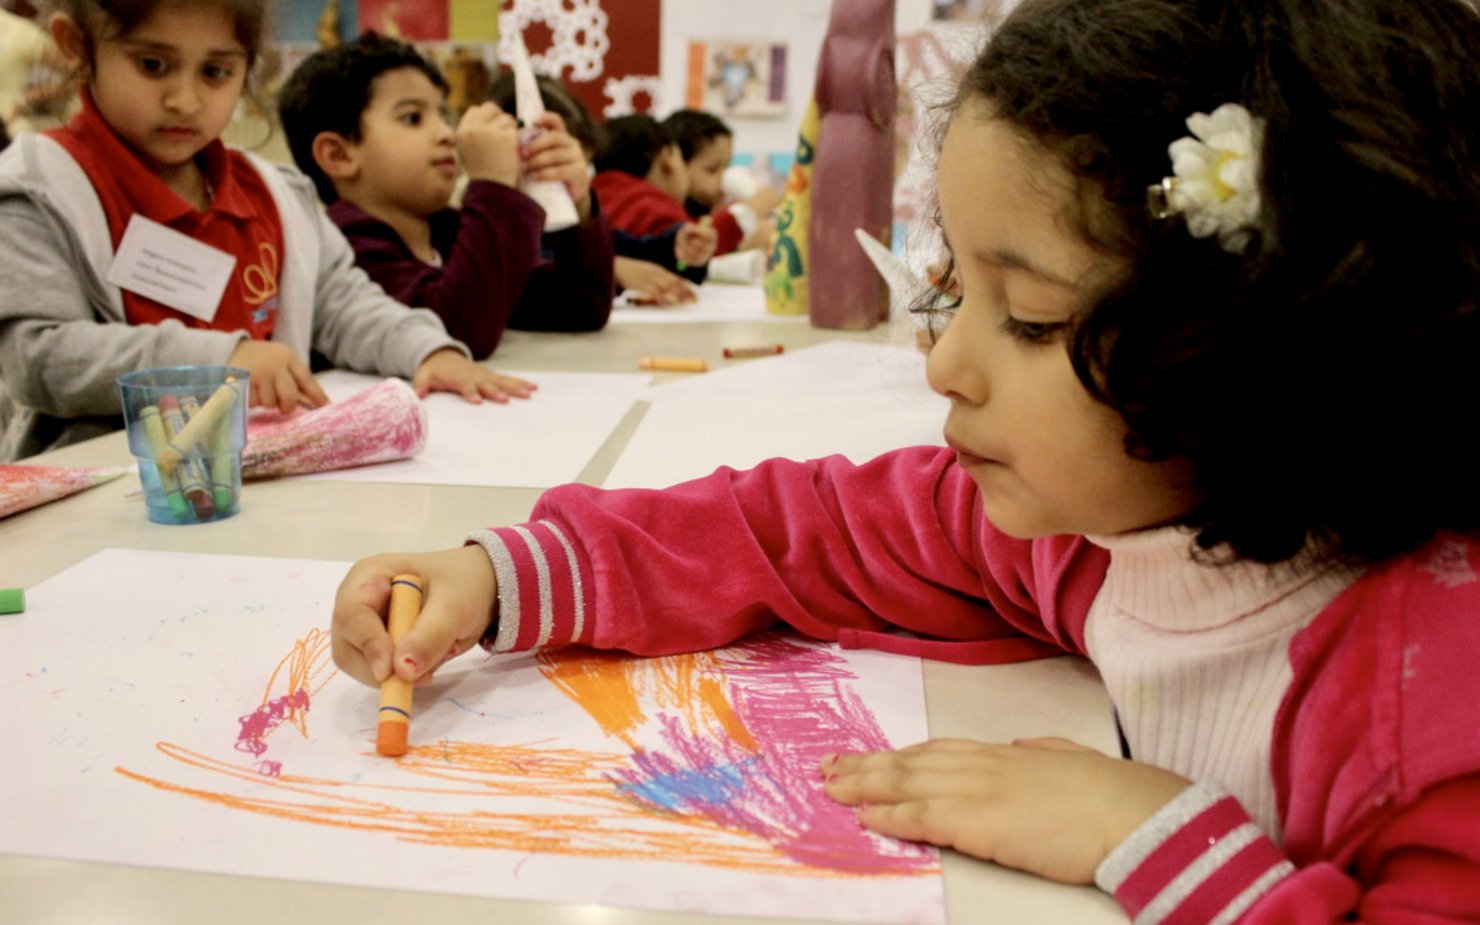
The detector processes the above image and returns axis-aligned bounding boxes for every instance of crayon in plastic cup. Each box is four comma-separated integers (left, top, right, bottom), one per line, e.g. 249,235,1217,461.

117,366,249,525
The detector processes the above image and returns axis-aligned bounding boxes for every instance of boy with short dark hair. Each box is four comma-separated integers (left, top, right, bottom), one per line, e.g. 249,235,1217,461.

278,33,613,360
661,108,779,255
591,114,717,282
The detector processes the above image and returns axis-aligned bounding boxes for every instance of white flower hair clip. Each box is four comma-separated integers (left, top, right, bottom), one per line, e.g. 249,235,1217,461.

1147,102,1264,254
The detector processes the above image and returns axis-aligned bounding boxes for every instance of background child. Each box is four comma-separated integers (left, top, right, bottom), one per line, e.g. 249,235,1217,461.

332,0,1480,921
487,71,697,306
0,0,527,462
662,108,780,254
591,114,717,285
278,34,615,361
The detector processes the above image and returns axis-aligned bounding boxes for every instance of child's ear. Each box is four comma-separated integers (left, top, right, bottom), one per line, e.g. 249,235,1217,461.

311,131,359,182
48,13,88,69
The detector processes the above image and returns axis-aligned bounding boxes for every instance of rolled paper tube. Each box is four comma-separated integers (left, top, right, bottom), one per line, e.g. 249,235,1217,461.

137,407,190,521
243,379,428,480
0,463,130,520
638,356,709,373
155,381,241,476
376,574,424,757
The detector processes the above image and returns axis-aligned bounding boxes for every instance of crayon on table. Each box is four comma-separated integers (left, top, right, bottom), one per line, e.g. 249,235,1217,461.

157,395,215,520
137,405,191,522
376,574,424,757
0,587,23,615
638,356,709,373
722,344,785,359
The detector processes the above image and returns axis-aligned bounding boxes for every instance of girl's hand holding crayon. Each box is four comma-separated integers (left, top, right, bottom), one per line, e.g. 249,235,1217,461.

227,340,331,413
821,737,1190,883
456,102,522,187
521,112,594,221
333,545,497,688
411,348,536,403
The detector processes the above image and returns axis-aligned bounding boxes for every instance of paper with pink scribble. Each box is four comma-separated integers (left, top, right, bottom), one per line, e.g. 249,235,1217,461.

0,463,128,519
243,378,426,480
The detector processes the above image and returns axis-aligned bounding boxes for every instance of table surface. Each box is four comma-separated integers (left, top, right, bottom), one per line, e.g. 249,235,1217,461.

0,313,1125,925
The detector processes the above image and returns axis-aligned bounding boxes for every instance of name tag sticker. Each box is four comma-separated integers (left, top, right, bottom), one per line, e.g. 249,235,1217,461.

107,214,237,323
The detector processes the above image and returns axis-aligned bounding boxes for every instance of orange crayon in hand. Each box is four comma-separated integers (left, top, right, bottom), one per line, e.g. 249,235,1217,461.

376,574,424,757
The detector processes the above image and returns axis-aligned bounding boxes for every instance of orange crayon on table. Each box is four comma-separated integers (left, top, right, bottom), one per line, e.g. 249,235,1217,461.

638,356,709,373
376,574,424,757
722,344,785,359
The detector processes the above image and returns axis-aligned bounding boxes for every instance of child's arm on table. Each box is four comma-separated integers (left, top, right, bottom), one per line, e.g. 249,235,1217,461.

506,111,616,332
615,256,697,305
288,169,534,402
0,199,248,415
227,339,329,413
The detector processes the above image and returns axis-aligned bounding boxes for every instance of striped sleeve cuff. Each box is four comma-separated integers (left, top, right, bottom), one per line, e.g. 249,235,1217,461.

467,520,592,653
1096,781,1294,925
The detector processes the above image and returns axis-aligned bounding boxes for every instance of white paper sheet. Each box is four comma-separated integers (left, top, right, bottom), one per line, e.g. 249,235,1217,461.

612,282,808,324
2,549,943,924
286,370,647,488
604,341,948,489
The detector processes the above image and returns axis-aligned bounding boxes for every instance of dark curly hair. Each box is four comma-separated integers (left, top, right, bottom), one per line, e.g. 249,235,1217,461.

277,31,449,204
927,0,1479,565
661,109,732,162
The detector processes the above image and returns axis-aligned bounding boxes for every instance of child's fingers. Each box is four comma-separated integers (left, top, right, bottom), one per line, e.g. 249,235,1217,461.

331,566,397,686
531,111,567,134
291,364,331,408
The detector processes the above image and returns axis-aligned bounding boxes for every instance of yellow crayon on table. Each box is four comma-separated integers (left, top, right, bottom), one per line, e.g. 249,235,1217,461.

155,379,240,477
156,395,215,520
376,574,424,757
638,356,709,373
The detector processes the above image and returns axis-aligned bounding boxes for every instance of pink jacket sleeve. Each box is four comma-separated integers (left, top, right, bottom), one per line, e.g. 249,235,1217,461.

467,445,1108,660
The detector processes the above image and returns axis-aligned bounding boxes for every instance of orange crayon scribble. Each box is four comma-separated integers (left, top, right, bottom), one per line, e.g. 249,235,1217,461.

116,738,849,875
536,648,756,753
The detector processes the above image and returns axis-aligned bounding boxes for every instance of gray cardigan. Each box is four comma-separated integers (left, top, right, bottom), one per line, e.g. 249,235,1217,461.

0,133,466,461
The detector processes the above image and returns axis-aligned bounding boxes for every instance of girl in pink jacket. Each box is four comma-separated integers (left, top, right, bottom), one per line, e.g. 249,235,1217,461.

330,0,1480,921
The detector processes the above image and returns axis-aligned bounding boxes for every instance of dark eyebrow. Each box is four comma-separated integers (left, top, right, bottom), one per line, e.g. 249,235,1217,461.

971,246,1080,290
118,39,246,60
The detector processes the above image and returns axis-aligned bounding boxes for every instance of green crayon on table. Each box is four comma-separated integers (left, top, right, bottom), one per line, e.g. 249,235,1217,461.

137,405,191,522
0,587,23,615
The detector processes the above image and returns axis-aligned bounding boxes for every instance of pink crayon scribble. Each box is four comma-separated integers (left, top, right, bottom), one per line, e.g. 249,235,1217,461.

235,689,311,758
243,378,426,480
254,760,283,777
610,635,936,875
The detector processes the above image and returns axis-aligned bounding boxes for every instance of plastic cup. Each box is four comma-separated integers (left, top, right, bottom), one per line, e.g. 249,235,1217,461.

116,366,249,525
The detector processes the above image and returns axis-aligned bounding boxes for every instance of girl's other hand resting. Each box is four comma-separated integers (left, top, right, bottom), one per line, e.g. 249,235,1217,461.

822,737,1190,883
227,339,331,413
332,545,498,687
412,348,536,403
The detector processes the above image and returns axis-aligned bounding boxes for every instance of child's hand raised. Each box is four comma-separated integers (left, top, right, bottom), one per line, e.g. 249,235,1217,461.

522,112,593,220
332,545,498,688
675,219,718,268
822,737,1190,884
227,340,330,413
456,102,521,187
411,347,536,403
